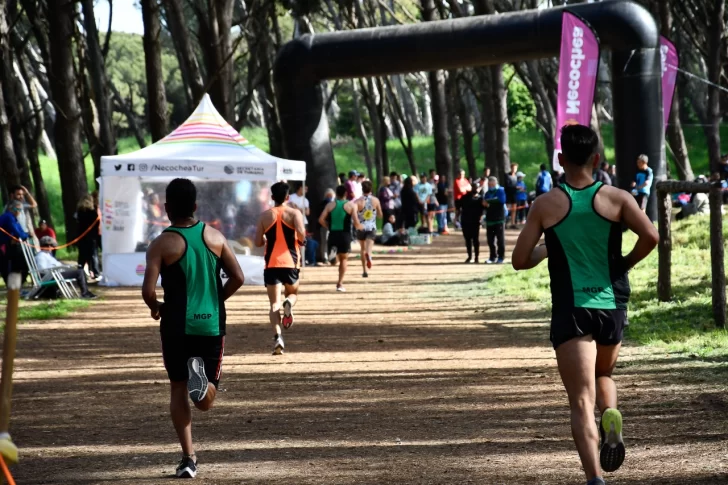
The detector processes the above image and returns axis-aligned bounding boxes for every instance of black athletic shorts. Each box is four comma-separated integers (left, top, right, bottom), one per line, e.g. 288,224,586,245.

506,188,518,205
161,333,225,387
356,229,377,241
264,268,300,286
328,231,352,254
635,193,648,211
427,203,439,213
550,308,628,350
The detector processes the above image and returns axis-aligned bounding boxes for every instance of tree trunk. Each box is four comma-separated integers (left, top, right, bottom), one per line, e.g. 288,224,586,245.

163,0,205,105
659,0,693,181
351,79,375,181
197,0,235,123
705,0,724,173
458,81,477,179
385,77,417,176
252,2,283,156
109,81,147,148
363,77,383,180
491,65,510,180
141,0,169,142
421,0,452,178
375,77,390,181
48,0,89,236
81,0,116,181
447,71,460,180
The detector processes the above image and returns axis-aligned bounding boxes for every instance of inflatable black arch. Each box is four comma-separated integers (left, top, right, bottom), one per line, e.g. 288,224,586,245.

274,0,664,223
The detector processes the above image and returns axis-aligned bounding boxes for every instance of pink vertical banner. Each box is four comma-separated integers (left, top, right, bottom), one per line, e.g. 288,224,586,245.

660,36,679,132
553,12,600,170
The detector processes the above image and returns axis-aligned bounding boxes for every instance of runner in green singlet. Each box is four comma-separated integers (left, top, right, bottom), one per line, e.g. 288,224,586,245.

143,179,244,479
512,125,658,485
319,185,363,292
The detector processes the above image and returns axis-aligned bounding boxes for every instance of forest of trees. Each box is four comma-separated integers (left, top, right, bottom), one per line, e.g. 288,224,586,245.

0,0,727,235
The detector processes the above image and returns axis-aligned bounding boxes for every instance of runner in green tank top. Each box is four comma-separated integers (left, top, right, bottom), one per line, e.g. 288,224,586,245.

512,125,658,485
143,179,244,479
319,185,363,292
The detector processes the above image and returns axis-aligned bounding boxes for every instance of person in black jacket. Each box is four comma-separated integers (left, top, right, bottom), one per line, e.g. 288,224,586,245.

76,194,101,279
400,176,419,230
461,185,484,263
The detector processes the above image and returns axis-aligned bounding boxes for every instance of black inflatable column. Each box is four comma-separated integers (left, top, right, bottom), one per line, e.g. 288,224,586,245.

612,47,665,220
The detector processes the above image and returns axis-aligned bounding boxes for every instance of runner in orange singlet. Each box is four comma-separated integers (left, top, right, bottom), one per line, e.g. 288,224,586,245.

255,182,306,355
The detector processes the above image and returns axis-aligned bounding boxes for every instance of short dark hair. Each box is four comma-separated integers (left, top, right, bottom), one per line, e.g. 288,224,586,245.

335,185,347,199
389,171,398,178
560,124,599,166
540,164,547,171
362,180,373,194
165,178,196,219
600,161,609,170
271,182,290,205
8,185,22,194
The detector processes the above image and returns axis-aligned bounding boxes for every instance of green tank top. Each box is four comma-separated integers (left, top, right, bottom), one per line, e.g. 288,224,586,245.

545,182,630,313
160,222,225,336
329,200,351,232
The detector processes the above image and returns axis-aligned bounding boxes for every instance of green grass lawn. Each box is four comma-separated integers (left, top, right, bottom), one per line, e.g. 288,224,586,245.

0,296,89,324
484,217,728,357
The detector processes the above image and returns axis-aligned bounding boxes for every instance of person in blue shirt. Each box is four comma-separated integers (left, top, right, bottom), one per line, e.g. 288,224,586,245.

515,172,528,224
0,201,30,285
482,177,507,264
536,164,553,196
631,155,653,212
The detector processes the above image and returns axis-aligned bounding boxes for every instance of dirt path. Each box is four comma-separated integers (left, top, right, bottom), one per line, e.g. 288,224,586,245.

10,232,728,484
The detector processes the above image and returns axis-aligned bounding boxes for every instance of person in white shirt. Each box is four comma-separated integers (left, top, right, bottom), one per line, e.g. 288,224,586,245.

35,236,96,299
287,183,311,228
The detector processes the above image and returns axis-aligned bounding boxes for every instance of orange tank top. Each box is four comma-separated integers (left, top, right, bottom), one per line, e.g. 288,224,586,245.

264,207,301,269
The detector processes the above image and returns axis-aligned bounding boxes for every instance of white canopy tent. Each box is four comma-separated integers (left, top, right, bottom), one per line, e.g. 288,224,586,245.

99,94,306,286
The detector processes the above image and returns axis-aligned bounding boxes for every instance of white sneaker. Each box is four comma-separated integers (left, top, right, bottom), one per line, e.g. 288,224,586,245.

336,285,346,292
272,335,285,355
486,259,496,264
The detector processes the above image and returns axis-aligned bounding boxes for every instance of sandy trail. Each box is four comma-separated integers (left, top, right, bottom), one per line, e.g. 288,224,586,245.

10,232,728,484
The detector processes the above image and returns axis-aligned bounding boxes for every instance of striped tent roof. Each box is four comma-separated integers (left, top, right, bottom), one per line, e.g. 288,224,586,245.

158,95,250,148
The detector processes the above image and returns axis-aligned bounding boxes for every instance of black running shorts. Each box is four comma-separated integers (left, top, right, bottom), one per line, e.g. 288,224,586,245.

550,308,628,350
356,229,377,241
161,333,224,387
264,268,300,286
506,188,518,205
328,231,352,254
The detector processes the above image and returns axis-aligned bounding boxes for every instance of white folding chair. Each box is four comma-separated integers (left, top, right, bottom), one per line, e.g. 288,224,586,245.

21,243,80,300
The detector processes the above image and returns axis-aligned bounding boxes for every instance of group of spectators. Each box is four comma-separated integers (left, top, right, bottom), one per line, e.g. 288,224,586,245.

0,185,100,298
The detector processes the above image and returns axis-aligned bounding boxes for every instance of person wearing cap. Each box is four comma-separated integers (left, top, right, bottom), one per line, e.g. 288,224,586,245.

35,220,57,256
35,236,97,299
345,171,358,200
515,171,528,225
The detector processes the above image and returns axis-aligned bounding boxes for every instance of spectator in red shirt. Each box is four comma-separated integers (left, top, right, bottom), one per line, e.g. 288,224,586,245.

453,169,472,229
34,220,56,241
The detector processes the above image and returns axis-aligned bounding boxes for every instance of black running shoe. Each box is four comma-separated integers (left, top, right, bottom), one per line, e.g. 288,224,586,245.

600,408,625,472
187,357,209,404
176,455,197,478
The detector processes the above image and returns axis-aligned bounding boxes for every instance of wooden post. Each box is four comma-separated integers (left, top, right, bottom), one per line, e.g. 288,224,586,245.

0,273,20,433
709,187,726,328
657,188,672,302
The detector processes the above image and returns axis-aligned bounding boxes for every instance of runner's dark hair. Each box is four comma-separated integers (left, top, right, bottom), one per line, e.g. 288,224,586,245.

271,182,290,205
165,178,196,220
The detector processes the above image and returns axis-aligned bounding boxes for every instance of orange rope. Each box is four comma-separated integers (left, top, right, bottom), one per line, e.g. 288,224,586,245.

0,456,16,485
0,216,100,251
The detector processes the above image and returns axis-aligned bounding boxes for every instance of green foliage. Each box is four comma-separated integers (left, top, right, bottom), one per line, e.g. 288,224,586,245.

506,67,537,132
0,297,89,322
484,219,728,358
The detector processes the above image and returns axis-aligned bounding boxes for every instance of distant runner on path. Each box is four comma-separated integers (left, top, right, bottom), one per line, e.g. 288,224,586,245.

512,125,658,485
255,182,306,355
319,185,363,292
143,178,245,479
354,180,383,278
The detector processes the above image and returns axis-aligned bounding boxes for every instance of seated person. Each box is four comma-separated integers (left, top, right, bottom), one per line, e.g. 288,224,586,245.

376,214,409,246
676,176,710,221
35,236,97,299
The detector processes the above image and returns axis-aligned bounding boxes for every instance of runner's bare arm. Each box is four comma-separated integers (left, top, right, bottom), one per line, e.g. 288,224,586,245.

374,198,383,219
142,239,163,320
348,203,364,231
512,199,547,270
318,202,333,229
219,240,244,300
254,217,266,247
293,210,306,244
620,191,659,269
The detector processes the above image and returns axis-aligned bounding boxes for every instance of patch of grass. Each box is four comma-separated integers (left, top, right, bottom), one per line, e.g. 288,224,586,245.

0,297,89,322
486,218,728,357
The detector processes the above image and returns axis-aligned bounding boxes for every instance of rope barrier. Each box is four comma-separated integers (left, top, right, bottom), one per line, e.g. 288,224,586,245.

0,216,100,251
0,455,15,485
